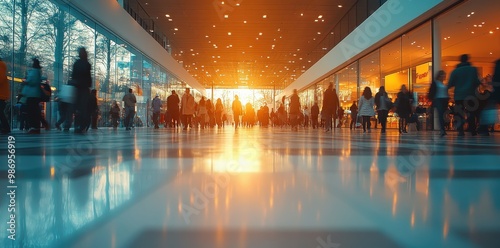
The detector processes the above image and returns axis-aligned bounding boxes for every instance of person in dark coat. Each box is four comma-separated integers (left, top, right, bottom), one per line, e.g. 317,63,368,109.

311,102,319,129
88,89,99,130
322,83,339,132
71,47,92,133
166,90,180,128
447,54,481,136
375,86,391,134
109,100,120,129
289,89,301,131
349,101,358,130
395,85,413,134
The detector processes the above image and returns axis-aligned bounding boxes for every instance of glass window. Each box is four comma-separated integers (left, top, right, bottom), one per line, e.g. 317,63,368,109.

436,0,500,80
359,50,381,99
401,22,431,105
381,37,406,94
337,62,358,109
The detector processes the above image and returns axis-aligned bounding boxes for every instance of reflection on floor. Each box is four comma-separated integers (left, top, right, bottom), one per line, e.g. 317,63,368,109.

1,127,499,248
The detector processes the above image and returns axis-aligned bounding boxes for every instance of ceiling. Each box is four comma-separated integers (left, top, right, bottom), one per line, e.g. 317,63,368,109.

140,0,355,89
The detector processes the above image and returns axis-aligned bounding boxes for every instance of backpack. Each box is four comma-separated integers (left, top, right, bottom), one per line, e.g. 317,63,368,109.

40,82,52,102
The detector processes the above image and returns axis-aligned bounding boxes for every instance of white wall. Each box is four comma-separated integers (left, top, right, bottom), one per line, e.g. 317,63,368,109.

69,0,206,95
281,0,445,97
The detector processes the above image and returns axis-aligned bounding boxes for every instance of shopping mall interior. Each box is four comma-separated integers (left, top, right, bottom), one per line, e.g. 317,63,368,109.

1,0,499,247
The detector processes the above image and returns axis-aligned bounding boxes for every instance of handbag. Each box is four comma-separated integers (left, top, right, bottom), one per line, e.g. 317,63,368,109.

59,84,77,103
480,105,500,125
355,115,362,127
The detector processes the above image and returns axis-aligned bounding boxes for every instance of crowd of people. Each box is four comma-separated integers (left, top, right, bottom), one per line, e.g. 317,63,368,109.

0,53,499,136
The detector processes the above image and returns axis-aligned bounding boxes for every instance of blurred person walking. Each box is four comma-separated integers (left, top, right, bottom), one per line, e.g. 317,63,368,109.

88,89,99,130
375,86,391,134
71,47,92,133
166,90,180,128
358,87,375,133
232,95,243,129
428,70,449,136
109,100,121,129
395,85,413,134
322,83,339,132
122,88,137,130
289,89,301,131
447,54,481,136
215,98,224,128
21,58,42,134
311,102,319,129
180,88,195,130
151,94,162,129
349,101,358,130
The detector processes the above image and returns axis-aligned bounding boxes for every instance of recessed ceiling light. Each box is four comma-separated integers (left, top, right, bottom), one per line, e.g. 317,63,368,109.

263,15,267,18
165,14,170,18
338,5,342,8
315,20,319,22
168,19,172,21
244,20,247,23
174,28,178,31
224,14,229,18
228,32,232,35
318,15,323,19
300,13,304,16
259,32,263,35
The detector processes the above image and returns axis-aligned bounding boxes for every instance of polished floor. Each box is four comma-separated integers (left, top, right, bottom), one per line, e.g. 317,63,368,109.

1,126,500,248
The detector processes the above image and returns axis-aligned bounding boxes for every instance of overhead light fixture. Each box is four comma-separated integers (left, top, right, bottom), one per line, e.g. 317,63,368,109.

224,14,229,18
263,15,267,18
338,5,343,8
165,14,170,18
318,15,323,19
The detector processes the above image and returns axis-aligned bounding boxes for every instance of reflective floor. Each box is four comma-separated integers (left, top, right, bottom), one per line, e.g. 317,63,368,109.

1,127,500,248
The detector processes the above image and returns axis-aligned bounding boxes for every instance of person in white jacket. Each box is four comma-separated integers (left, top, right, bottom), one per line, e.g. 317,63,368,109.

358,87,376,133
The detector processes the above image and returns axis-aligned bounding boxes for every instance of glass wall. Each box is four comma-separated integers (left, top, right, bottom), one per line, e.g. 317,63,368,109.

298,0,499,130
0,0,188,129
436,0,500,86
337,62,358,109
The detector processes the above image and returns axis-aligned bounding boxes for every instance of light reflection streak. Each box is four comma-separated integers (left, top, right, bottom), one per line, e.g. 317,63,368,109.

411,210,415,228
392,193,398,216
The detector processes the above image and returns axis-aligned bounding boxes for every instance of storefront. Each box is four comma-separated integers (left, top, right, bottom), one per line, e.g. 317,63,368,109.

301,0,500,130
